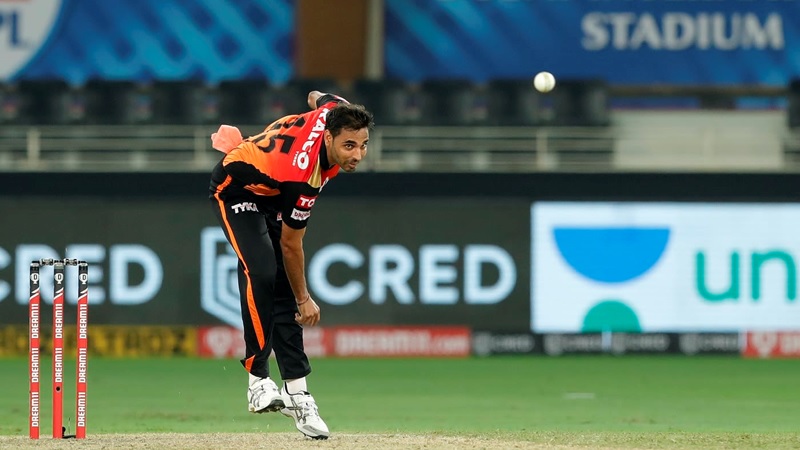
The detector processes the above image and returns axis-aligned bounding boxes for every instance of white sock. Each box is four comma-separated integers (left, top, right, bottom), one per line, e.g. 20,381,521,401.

248,373,265,386
286,377,307,394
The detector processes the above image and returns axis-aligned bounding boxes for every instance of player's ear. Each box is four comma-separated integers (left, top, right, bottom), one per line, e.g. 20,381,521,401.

324,130,333,147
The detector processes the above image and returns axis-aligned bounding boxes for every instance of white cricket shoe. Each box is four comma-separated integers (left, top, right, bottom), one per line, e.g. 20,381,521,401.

280,385,330,440
247,376,284,413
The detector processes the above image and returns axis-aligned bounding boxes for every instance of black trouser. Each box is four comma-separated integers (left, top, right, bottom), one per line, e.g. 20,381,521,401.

211,196,311,381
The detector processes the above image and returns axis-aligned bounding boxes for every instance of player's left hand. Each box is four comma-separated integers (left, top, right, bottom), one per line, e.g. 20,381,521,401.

295,296,321,327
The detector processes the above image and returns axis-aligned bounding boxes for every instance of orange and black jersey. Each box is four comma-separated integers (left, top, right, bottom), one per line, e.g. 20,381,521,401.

210,94,346,229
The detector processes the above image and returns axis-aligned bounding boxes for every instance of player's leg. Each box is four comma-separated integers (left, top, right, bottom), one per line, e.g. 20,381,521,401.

210,198,284,413
265,212,330,439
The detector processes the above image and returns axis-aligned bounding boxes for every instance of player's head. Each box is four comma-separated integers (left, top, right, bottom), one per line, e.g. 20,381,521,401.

324,104,374,173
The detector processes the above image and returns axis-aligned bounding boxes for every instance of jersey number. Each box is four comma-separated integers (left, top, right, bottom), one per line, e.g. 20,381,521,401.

253,116,306,154
260,134,295,154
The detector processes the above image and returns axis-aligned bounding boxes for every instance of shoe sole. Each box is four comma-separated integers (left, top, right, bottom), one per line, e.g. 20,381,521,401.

249,398,285,413
300,427,329,440
280,409,329,440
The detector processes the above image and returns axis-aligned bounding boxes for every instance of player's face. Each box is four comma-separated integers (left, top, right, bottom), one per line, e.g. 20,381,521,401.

326,128,369,173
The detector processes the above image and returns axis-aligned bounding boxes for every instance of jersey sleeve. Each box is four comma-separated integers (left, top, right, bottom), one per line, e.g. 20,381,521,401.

279,181,321,229
315,93,349,109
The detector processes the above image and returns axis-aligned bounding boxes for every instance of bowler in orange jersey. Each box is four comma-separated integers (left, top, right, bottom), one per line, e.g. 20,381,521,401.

209,90,373,439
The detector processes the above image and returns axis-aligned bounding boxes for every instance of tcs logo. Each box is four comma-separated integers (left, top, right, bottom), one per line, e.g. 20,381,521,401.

297,195,317,208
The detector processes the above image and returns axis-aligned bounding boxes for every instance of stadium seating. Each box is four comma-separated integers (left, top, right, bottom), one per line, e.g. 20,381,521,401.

285,77,341,113
217,78,342,126
151,80,218,125
218,79,269,126
552,79,611,127
0,83,22,125
419,79,487,126
0,77,620,128
84,80,153,125
351,78,419,126
486,78,545,126
788,78,800,129
15,79,86,125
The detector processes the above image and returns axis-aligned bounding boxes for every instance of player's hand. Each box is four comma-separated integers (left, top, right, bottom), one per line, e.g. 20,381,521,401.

295,296,320,326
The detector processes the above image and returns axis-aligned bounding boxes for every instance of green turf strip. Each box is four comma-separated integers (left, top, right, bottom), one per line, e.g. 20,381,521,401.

0,356,798,448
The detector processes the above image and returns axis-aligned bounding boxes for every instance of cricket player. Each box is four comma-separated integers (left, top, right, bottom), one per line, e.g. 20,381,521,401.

209,90,374,439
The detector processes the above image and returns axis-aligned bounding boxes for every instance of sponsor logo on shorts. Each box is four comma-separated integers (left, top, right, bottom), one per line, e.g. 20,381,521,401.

231,202,258,214
297,195,317,208
290,208,310,221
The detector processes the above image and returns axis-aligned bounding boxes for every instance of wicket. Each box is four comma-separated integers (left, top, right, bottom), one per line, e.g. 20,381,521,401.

29,258,89,439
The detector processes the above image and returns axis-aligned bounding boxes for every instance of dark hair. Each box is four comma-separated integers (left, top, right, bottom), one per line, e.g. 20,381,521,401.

326,103,374,137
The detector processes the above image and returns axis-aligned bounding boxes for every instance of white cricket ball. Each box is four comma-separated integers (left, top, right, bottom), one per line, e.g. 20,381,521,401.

533,71,556,93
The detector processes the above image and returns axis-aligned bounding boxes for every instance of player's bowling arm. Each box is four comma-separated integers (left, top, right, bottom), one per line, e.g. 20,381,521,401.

308,91,324,110
308,91,350,110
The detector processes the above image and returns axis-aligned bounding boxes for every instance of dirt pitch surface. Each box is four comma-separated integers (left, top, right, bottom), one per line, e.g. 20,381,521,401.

0,433,622,450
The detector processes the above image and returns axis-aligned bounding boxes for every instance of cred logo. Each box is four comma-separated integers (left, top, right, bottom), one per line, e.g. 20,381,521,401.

297,195,317,208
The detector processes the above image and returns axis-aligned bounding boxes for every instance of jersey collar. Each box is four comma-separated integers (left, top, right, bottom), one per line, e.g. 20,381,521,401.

320,140,334,170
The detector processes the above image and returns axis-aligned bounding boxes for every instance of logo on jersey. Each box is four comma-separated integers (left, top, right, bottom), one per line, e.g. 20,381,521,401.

297,195,317,208
295,108,329,170
290,209,311,221
0,0,64,79
231,202,258,214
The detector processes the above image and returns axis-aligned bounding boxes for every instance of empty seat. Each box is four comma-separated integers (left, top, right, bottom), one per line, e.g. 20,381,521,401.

218,78,342,126
487,79,545,126
351,78,419,126
552,79,610,127
420,79,487,126
0,83,23,125
284,78,341,112
84,80,153,125
151,80,217,125
17,79,86,125
217,79,277,125
789,78,800,129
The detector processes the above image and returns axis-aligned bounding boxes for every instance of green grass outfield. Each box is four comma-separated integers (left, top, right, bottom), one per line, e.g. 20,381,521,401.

0,356,799,448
